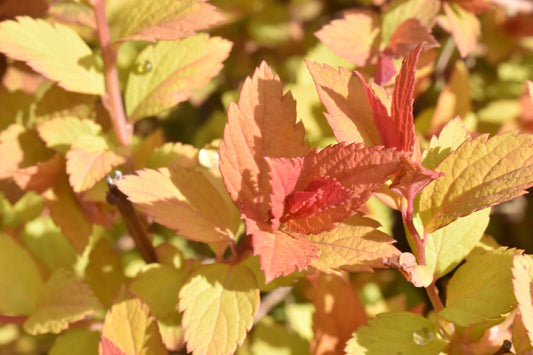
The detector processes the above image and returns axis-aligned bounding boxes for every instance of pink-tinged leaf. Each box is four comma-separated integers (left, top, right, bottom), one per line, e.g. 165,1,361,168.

66,135,125,193
315,10,379,67
219,61,309,223
454,0,493,14
306,61,381,145
99,289,167,355
442,2,481,58
0,17,104,95
100,337,127,355
266,157,304,230
390,156,443,200
23,269,102,335
284,143,403,234
308,216,400,273
385,18,439,58
116,165,240,244
179,263,259,355
111,0,224,44
419,131,533,233
512,255,533,347
390,43,423,152
374,54,397,85
246,218,319,283
12,153,62,193
309,273,367,355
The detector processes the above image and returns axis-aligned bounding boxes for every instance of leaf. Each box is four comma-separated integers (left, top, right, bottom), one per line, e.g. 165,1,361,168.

389,43,423,152
308,217,399,273
389,157,443,200
24,268,102,335
245,316,310,355
512,255,533,347
0,17,104,95
419,131,533,233
128,264,187,320
34,84,101,120
37,117,101,154
179,263,259,355
310,273,367,355
219,61,309,223
116,165,240,244
85,238,127,308
100,290,167,355
12,153,63,193
314,10,379,67
0,233,44,315
422,117,470,170
381,0,440,46
442,2,480,58
346,312,448,355
306,61,381,145
439,248,521,327
44,171,93,253
246,216,318,283
20,216,77,271
283,143,403,234
111,0,224,44
424,208,490,279
66,134,125,193
50,329,100,355
125,34,232,121
385,18,439,57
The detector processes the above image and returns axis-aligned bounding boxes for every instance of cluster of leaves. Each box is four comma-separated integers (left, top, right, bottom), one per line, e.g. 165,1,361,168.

1,0,533,354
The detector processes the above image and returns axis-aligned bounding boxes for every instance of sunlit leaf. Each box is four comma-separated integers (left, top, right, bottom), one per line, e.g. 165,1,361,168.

385,18,439,57
440,248,521,327
179,263,259,355
442,2,480,58
346,312,447,354
0,17,104,94
511,254,533,347
37,117,101,154
419,131,533,233
50,329,100,355
24,268,102,335
0,233,44,315
125,34,232,121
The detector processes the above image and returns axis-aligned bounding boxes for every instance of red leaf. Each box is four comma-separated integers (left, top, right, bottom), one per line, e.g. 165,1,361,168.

390,156,443,200
246,217,319,283
390,43,423,152
374,54,396,85
219,61,309,224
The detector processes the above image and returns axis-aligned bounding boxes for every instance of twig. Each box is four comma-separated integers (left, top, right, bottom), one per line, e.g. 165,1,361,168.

90,0,132,146
254,286,292,324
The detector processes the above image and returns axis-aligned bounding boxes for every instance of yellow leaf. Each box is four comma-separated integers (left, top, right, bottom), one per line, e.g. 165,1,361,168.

512,255,533,348
0,17,104,94
37,117,101,154
179,263,259,355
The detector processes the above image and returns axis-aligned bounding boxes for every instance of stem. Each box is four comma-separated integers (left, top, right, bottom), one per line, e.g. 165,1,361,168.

426,282,445,312
90,0,132,146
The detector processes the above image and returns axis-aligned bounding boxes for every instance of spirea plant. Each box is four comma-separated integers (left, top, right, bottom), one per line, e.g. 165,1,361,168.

0,0,533,354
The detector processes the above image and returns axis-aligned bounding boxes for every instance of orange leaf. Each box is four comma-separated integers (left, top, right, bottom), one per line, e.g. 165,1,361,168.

309,273,367,355
219,61,309,224
512,255,533,348
385,18,439,57
116,165,240,244
442,2,480,58
12,154,62,193
315,10,379,67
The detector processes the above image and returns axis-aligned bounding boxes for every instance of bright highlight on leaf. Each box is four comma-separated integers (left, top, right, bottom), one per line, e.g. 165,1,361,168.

440,248,521,327
125,34,232,121
37,117,102,154
419,131,533,233
0,17,104,94
111,0,224,44
179,263,259,355
99,290,167,355
512,254,533,347
23,268,102,335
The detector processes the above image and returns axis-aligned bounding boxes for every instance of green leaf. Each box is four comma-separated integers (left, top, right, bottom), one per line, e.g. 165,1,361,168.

418,131,533,233
128,264,187,320
0,233,44,315
179,263,259,355
100,289,168,355
125,34,231,121
24,268,102,334
346,312,447,355
424,208,490,279
111,0,224,44
21,216,77,271
439,248,521,327
421,117,469,170
50,329,100,355
0,17,104,95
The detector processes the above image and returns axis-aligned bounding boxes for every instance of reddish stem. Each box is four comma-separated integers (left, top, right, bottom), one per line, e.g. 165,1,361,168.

0,314,27,325
90,0,132,146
